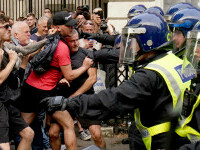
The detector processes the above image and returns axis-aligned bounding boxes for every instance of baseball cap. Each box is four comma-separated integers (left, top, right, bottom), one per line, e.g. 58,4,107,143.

53,11,77,27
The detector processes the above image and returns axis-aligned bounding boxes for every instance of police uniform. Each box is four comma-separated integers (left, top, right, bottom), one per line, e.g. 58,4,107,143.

168,8,200,145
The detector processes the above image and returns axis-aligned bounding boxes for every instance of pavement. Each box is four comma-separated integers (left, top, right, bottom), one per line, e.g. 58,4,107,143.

76,134,129,150
74,125,129,150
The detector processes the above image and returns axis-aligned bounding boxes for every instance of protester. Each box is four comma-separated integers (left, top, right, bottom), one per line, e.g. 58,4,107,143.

18,11,93,150
30,16,49,41
43,8,53,18
26,13,37,35
0,14,34,150
79,20,102,50
50,29,106,148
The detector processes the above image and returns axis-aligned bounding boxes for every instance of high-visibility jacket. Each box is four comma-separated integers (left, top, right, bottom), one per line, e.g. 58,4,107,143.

175,51,200,143
134,53,193,150
176,94,200,143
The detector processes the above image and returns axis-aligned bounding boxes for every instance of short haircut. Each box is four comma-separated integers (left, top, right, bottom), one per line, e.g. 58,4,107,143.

65,29,78,41
37,16,49,25
45,8,52,13
83,20,95,27
11,21,27,36
16,17,25,21
71,29,78,35
0,14,9,24
27,13,36,18
93,8,103,13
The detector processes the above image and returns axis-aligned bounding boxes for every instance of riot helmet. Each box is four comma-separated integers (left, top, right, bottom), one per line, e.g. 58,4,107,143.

145,6,164,16
193,21,200,30
165,2,194,22
127,5,146,19
168,8,200,55
120,12,170,64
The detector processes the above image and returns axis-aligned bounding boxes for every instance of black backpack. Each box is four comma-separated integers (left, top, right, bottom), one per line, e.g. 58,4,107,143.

23,34,70,82
31,33,60,74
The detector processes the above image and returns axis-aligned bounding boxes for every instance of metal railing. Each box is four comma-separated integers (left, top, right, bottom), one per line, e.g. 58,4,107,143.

0,0,101,20
0,0,129,87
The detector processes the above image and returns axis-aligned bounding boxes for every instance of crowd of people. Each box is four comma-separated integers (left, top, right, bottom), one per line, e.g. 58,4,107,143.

1,2,200,150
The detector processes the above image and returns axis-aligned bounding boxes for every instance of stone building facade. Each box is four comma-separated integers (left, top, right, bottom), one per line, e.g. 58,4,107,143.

106,0,199,33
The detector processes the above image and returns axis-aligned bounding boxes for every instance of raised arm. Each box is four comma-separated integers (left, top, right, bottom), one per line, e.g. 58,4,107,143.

0,49,18,85
61,56,93,82
70,67,97,97
3,39,46,56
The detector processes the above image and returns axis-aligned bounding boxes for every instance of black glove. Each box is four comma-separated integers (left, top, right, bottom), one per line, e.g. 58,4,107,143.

40,96,69,115
81,32,99,40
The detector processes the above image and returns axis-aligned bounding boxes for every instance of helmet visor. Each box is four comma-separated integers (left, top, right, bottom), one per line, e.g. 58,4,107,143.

119,27,146,64
182,31,200,75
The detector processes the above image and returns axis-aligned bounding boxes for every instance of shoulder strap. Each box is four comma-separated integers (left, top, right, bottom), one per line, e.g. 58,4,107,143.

60,36,71,55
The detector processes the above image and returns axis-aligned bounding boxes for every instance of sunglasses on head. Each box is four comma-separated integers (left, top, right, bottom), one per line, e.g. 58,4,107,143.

0,24,11,29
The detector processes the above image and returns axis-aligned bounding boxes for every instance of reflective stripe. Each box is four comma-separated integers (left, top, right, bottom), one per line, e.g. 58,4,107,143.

135,53,190,150
138,122,171,138
128,66,134,78
176,95,200,142
135,109,171,138
148,122,171,136
134,108,170,150
181,95,200,126
146,63,182,108
176,125,200,142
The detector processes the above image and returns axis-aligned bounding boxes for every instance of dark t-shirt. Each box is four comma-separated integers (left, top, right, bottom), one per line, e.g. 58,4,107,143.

0,68,24,102
59,47,96,97
30,34,46,42
30,26,38,35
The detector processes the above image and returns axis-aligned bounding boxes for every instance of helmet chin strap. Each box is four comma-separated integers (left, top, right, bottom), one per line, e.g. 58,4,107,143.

135,37,145,60
135,48,144,60
137,51,155,62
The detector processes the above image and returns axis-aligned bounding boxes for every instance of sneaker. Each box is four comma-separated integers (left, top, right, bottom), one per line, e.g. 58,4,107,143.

60,144,66,150
84,129,91,136
79,131,91,141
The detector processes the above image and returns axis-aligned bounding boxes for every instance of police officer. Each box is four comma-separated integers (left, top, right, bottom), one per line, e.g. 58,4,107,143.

165,7,200,148
40,12,194,150
176,21,200,150
164,2,194,22
145,6,164,17
168,8,200,58
127,4,146,20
